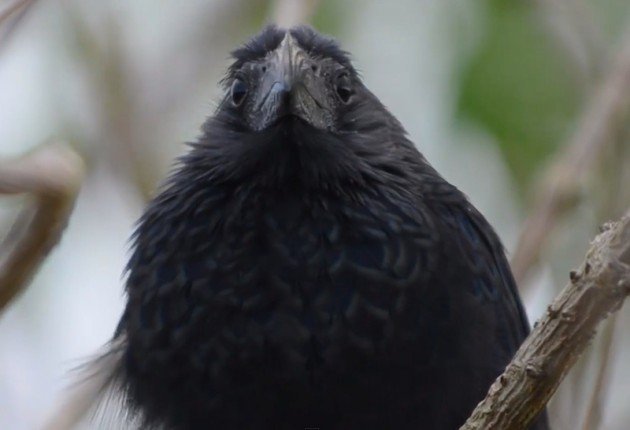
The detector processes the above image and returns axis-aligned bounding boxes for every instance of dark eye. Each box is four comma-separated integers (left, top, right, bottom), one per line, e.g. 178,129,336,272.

335,73,353,103
231,78,248,106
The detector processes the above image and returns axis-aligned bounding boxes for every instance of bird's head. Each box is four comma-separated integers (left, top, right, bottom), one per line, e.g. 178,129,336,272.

222,25,360,132
190,25,419,189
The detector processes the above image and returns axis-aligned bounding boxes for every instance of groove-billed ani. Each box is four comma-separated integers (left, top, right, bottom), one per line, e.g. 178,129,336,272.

98,26,549,429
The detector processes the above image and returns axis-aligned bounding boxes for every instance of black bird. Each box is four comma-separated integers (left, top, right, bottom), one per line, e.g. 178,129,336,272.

88,26,548,429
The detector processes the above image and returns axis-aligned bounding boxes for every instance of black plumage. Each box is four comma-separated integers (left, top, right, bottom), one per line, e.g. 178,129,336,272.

107,25,548,429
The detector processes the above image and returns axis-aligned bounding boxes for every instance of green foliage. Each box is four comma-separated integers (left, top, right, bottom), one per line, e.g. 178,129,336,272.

457,0,581,195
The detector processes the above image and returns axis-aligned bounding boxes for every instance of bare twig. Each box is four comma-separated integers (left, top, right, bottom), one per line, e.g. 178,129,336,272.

62,7,157,202
0,0,35,25
534,0,606,85
527,7,630,427
269,0,320,27
575,122,630,430
461,209,630,430
0,0,38,49
0,142,84,313
511,26,630,284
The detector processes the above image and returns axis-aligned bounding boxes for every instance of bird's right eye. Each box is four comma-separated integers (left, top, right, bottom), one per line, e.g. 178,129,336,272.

231,78,248,106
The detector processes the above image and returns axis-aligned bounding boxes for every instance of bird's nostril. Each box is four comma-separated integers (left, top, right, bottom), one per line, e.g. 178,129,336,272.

270,81,289,95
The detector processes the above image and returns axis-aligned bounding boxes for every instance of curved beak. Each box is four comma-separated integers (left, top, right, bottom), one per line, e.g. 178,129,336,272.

251,33,332,131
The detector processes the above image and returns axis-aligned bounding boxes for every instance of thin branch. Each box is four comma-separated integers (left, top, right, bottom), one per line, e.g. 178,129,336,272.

0,0,35,25
0,142,84,313
461,209,630,430
526,7,630,427
511,26,630,284
269,0,320,27
577,122,630,430
534,0,606,85
579,313,618,430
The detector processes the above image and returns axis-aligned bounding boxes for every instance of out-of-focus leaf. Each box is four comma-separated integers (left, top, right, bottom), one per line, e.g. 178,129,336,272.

457,0,581,194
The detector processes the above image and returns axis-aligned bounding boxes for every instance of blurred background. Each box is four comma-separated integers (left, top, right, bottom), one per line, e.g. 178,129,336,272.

1,0,629,428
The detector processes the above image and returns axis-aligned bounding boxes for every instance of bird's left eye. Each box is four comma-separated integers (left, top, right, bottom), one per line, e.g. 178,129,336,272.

231,78,248,106
335,73,353,103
